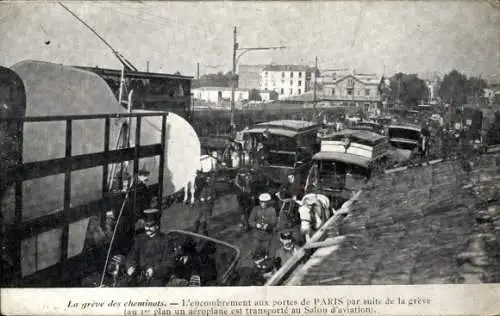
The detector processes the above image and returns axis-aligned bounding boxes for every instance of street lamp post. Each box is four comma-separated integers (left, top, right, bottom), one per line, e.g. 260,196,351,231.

230,26,286,130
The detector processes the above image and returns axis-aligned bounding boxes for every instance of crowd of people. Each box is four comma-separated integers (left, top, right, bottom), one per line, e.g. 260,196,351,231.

99,111,491,287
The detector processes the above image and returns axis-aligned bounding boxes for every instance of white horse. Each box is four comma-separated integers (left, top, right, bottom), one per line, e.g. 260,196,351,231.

297,193,333,241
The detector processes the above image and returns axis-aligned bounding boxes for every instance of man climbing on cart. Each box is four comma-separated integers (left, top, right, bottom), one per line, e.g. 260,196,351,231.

125,209,175,286
274,173,303,245
275,173,302,211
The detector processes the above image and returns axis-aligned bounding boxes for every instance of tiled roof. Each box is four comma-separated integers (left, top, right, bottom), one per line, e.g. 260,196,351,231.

286,155,500,285
323,74,383,85
263,64,311,72
192,86,250,92
256,120,319,130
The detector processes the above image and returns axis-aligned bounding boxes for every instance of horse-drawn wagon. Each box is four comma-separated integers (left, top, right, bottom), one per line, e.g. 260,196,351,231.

350,120,385,135
387,124,427,164
240,120,321,188
305,129,389,209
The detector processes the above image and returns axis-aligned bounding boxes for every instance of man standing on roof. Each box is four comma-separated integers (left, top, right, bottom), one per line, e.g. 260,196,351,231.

248,193,278,258
125,209,175,286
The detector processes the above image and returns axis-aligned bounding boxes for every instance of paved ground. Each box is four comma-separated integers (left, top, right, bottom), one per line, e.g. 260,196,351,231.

284,153,500,285
160,185,265,273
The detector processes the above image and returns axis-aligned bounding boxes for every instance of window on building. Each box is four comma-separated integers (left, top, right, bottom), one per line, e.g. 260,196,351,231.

281,80,284,84
281,72,285,78
290,72,294,77
280,88,284,95
331,88,335,95
265,72,268,77
290,80,293,85
298,80,302,86
365,89,370,96
299,72,302,78
347,89,353,96
298,89,302,94
289,88,293,95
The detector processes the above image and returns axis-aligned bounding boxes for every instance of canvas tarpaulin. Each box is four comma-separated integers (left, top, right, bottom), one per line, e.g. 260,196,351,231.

3,60,200,277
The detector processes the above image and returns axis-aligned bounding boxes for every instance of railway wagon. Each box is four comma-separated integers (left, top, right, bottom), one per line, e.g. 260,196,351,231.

0,61,200,287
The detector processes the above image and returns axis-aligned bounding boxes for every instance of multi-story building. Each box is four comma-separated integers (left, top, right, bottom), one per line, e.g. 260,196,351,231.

260,65,317,100
192,86,271,108
238,64,266,90
320,70,387,116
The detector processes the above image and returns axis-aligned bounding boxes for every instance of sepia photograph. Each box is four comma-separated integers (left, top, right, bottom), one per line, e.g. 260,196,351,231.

1,0,500,314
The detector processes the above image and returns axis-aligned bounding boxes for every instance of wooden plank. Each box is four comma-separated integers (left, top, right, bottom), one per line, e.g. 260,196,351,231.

60,119,72,279
157,114,167,212
0,112,169,122
101,117,110,228
133,117,141,215
13,120,24,285
3,144,162,182
265,190,362,286
8,193,125,240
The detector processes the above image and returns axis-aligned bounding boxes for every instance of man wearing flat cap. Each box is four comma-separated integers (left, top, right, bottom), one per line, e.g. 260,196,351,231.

274,229,299,269
125,208,175,286
248,193,277,258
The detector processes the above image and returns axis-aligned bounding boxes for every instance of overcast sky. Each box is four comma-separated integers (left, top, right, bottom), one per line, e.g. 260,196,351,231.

1,1,499,79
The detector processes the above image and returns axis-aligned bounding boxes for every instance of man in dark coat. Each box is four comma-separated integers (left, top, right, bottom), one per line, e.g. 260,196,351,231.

234,169,255,231
125,209,175,286
133,169,153,221
194,173,217,236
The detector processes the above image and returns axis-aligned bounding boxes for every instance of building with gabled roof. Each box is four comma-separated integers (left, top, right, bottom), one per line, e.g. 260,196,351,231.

319,70,388,116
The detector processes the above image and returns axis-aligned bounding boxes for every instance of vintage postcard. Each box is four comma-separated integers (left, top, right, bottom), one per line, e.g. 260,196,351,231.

1,1,499,315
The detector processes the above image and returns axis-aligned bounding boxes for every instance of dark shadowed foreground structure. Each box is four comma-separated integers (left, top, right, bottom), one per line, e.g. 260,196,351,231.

284,154,500,285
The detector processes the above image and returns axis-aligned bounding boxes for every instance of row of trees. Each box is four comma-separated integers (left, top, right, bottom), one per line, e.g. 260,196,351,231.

387,69,488,108
438,70,487,105
192,71,234,89
187,69,489,107
388,73,429,107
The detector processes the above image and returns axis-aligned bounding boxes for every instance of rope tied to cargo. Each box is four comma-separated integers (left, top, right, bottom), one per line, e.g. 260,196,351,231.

99,177,135,287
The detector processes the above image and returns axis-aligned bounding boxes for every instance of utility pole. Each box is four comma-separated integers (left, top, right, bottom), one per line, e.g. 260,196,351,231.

197,62,200,80
146,61,149,72
313,56,318,121
397,75,401,108
230,26,238,130
229,26,286,130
